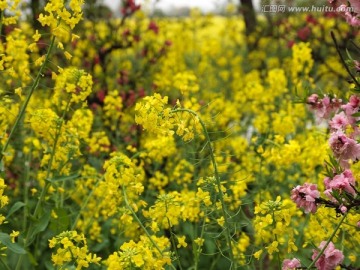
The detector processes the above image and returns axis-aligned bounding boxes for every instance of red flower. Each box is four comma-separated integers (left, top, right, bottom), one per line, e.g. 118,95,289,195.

297,26,311,41
148,21,159,34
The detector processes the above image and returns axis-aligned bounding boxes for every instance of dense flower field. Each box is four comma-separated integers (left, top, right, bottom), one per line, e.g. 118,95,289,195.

0,0,360,269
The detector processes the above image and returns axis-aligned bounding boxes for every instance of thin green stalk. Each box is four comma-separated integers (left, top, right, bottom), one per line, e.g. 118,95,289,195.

22,150,32,232
122,186,162,253
32,101,70,219
165,202,183,270
55,159,72,208
167,221,183,270
71,177,101,231
58,181,65,208
0,256,11,270
194,210,207,270
121,185,177,270
307,213,347,269
331,31,360,89
172,108,235,268
271,211,281,270
80,201,101,234
1,35,56,165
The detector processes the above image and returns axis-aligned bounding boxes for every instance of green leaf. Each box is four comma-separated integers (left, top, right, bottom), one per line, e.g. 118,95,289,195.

27,211,51,246
92,239,109,252
329,190,342,203
47,173,79,183
351,112,360,117
183,222,194,239
6,202,25,219
49,208,70,234
204,238,216,254
352,87,360,93
346,48,354,61
0,233,26,254
44,260,56,270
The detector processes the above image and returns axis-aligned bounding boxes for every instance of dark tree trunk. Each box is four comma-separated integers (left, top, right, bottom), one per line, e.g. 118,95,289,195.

31,0,42,29
239,0,257,36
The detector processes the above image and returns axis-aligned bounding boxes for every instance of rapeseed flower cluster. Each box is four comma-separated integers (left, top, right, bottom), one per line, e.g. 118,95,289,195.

53,67,93,109
253,197,302,260
102,90,123,131
0,178,9,255
135,94,175,137
38,0,83,31
0,1,21,26
0,178,8,225
49,230,101,269
105,235,171,269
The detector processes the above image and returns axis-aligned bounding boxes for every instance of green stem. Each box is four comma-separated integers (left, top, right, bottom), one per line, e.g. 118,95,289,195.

307,213,347,270
1,35,56,165
23,150,32,232
194,210,207,270
0,256,11,270
59,181,65,208
271,212,281,270
121,185,177,270
165,202,183,270
172,108,235,268
71,177,101,231
32,101,70,219
331,31,360,89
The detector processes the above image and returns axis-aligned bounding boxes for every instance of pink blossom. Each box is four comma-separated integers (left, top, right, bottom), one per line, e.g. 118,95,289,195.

291,183,320,213
328,0,360,26
324,169,356,196
311,241,344,270
344,95,360,113
329,112,353,131
328,0,347,5
354,61,360,72
282,258,301,270
344,12,360,27
338,4,349,13
323,188,337,203
323,177,331,189
337,1,360,27
348,0,360,14
305,94,321,115
307,94,342,120
329,131,360,163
